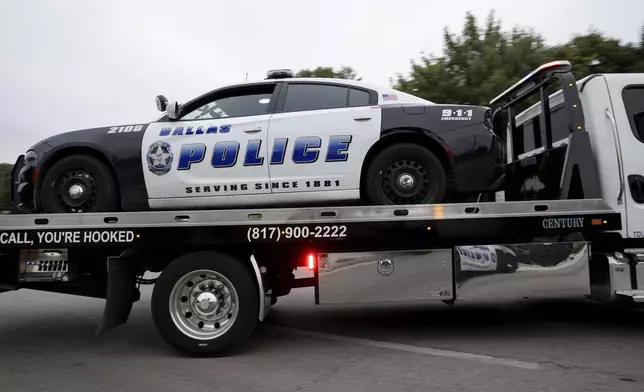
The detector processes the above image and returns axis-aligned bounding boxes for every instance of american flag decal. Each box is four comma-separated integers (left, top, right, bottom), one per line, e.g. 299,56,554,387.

382,93,398,101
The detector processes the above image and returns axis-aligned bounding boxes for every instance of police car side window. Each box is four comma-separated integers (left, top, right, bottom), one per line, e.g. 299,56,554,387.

181,85,275,121
284,84,348,112
348,88,370,107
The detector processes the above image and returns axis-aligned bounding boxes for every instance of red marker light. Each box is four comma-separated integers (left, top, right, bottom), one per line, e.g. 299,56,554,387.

306,252,317,271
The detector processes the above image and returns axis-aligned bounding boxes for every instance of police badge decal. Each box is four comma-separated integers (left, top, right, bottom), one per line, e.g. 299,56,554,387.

147,140,174,176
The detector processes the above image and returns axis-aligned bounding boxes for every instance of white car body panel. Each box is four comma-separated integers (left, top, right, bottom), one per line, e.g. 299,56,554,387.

266,106,382,193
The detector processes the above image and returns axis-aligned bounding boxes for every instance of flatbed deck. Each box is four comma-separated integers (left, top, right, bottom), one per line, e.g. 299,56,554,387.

0,199,621,249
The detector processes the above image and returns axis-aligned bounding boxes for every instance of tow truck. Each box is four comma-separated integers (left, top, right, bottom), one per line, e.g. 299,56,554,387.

1,60,643,355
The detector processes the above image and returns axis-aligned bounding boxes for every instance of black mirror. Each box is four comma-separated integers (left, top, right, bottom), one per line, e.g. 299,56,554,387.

156,95,169,112
166,101,180,120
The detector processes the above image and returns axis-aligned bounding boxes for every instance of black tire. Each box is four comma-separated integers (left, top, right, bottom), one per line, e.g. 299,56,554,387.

364,143,447,205
151,251,259,356
39,155,118,213
494,248,519,273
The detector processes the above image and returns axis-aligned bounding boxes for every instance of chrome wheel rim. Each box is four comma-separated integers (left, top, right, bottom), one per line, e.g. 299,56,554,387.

169,269,239,340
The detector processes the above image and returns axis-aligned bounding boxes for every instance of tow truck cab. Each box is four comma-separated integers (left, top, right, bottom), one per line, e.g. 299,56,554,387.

491,61,644,240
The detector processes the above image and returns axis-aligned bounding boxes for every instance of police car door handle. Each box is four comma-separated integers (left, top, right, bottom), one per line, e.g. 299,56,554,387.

353,117,372,122
244,127,262,133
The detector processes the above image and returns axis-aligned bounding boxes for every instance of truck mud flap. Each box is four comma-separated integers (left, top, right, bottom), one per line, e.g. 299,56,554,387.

96,256,141,335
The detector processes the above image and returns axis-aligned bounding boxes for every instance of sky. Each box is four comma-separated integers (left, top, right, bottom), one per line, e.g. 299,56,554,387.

1,0,643,163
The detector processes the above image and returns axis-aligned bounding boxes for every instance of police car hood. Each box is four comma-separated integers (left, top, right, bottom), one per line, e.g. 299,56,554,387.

36,124,137,146
31,123,149,166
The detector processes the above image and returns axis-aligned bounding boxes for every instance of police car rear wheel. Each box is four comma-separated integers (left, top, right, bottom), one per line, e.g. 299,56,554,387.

40,155,118,213
151,251,258,356
365,143,446,205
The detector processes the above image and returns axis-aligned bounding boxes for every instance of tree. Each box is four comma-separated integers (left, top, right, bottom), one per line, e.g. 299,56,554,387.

296,66,362,80
0,163,13,212
395,11,644,105
546,30,644,78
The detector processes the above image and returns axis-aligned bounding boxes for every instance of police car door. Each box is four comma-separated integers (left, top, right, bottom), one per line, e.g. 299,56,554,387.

266,82,381,199
142,83,278,209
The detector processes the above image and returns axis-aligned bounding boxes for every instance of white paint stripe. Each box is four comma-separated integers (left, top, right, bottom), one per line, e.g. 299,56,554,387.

267,326,540,370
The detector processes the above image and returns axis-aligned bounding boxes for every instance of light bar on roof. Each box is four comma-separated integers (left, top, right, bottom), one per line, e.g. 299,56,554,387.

489,60,572,106
266,69,295,79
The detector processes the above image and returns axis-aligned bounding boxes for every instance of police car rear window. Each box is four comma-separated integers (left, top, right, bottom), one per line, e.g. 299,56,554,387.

284,84,348,112
349,88,370,107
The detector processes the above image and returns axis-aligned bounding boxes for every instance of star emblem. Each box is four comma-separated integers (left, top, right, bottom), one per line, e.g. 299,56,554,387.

150,145,171,167
146,141,174,176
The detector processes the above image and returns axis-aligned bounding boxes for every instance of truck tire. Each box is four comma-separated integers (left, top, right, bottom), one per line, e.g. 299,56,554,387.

39,155,119,213
365,143,446,205
151,251,259,356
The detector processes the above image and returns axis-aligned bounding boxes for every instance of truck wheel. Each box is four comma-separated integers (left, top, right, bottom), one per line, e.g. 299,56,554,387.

365,143,446,205
151,251,259,356
39,155,118,213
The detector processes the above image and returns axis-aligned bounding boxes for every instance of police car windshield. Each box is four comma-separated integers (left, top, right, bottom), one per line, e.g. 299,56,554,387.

181,92,273,120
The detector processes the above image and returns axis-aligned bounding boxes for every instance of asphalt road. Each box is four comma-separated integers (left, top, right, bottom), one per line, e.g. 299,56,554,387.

1,281,644,392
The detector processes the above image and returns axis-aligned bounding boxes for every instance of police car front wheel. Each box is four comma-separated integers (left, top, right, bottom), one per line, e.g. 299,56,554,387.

39,154,119,213
365,143,446,205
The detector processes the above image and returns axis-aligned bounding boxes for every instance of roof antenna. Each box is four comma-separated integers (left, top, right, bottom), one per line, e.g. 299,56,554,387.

245,73,248,82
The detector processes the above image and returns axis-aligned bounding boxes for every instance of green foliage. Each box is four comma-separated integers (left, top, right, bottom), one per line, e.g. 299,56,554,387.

0,163,12,212
296,66,362,80
395,11,644,105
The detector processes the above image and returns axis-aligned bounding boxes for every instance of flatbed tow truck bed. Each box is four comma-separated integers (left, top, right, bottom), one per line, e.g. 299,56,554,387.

0,198,641,354
0,198,621,249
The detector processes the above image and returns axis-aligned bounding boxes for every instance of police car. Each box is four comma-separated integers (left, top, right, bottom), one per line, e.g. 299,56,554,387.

455,245,519,273
13,69,504,213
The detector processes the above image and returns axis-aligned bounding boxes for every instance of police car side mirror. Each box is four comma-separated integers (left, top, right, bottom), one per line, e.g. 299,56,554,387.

166,101,180,121
156,95,169,112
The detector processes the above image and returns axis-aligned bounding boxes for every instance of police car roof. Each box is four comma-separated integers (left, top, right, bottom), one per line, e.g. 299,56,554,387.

166,78,432,121
249,77,434,104
253,77,375,88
